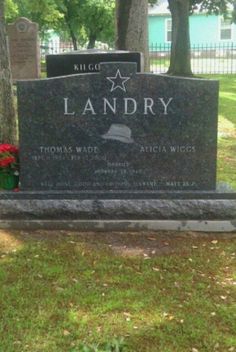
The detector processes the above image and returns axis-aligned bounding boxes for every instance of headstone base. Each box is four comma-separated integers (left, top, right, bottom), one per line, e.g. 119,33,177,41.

0,192,235,231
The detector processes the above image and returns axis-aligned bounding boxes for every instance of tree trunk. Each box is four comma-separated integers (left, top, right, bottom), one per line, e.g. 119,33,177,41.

115,0,149,72
87,33,96,49
167,0,192,76
0,0,17,144
68,22,78,50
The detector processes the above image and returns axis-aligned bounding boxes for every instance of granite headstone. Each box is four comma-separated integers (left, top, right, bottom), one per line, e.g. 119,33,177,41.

46,49,143,77
17,62,219,192
7,17,40,80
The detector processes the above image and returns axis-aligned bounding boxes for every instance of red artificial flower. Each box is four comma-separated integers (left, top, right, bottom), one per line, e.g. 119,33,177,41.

0,144,18,154
0,156,16,167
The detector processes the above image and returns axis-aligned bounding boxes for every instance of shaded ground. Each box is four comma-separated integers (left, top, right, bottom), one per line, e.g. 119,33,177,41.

1,229,235,258
0,229,235,352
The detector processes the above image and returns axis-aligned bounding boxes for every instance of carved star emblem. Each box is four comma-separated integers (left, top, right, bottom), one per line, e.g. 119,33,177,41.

106,69,130,92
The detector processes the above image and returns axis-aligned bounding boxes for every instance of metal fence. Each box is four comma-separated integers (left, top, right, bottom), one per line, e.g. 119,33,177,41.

40,41,110,57
41,41,236,74
40,41,74,57
150,42,236,74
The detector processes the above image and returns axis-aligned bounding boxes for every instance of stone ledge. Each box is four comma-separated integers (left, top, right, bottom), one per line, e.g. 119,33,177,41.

0,198,236,221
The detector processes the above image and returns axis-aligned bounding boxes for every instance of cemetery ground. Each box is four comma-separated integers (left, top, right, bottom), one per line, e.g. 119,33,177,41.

0,74,235,352
0,230,235,352
177,73,236,190
214,74,236,189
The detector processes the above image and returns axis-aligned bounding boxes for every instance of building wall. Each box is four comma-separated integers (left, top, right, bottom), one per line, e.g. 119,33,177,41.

149,13,236,46
149,15,167,46
190,14,218,44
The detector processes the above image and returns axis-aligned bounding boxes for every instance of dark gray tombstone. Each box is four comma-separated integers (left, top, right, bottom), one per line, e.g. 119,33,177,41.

46,49,143,77
17,62,218,193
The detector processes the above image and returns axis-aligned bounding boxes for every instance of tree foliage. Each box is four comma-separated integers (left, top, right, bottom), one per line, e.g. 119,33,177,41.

6,0,62,35
80,0,115,48
6,0,157,49
5,0,115,48
5,0,236,72
189,0,233,15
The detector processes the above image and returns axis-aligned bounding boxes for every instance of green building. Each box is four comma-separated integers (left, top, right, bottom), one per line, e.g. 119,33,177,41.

148,0,236,46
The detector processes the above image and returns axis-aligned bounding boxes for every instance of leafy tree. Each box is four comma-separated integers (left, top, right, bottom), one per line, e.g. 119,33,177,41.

52,0,84,49
80,0,115,49
115,0,149,71
54,0,115,49
166,0,235,75
4,0,18,21
6,0,115,49
0,0,17,143
6,0,62,38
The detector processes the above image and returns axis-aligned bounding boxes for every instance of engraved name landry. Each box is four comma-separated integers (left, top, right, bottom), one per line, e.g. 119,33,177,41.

63,97,173,116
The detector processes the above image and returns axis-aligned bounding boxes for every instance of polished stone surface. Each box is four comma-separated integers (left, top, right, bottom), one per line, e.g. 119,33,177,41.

46,49,143,77
17,62,219,192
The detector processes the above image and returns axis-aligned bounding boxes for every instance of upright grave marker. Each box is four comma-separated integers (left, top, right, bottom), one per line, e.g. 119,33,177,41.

17,62,218,193
46,50,143,77
7,17,40,80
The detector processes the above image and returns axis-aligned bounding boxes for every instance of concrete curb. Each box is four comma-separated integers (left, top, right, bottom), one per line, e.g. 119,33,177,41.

0,220,235,232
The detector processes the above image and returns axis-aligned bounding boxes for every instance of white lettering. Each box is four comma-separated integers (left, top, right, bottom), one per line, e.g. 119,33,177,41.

75,146,98,153
158,97,173,115
82,98,96,115
63,96,174,116
124,98,137,115
88,63,100,71
103,98,117,114
144,98,155,115
64,98,75,115
80,64,86,71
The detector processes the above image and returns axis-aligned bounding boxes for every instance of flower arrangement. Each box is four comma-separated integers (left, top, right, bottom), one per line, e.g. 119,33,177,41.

0,144,19,190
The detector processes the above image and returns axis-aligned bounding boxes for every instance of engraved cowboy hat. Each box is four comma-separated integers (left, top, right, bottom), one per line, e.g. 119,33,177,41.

101,124,134,144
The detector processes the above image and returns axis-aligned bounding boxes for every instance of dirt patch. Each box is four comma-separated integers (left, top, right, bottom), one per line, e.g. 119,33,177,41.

0,230,24,252
0,229,235,257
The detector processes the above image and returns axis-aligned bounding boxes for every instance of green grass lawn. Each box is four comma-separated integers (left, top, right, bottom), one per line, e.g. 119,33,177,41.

215,75,236,190
2,75,236,352
0,231,235,352
195,74,236,190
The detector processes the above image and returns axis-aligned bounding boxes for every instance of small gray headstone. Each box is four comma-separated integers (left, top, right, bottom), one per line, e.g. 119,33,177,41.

17,62,219,193
7,17,40,80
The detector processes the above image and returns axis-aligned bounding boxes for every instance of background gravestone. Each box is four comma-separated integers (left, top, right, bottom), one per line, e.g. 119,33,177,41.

17,62,219,193
7,17,40,80
46,50,143,77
